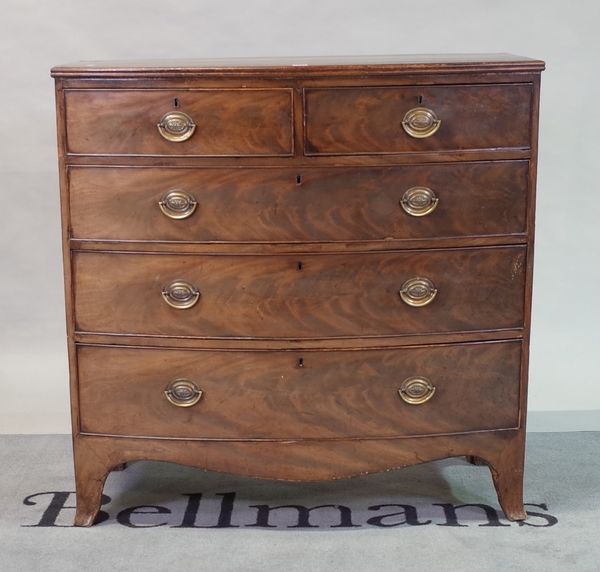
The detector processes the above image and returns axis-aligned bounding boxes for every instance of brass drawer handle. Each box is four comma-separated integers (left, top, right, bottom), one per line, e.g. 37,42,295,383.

399,277,437,307
161,280,200,309
164,379,202,407
398,376,436,405
157,111,196,142
402,107,441,138
400,186,439,217
158,189,198,220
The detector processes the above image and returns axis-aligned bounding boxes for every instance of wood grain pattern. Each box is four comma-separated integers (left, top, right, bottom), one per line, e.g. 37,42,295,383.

72,430,527,526
72,247,526,339
77,341,521,439
305,84,532,155
69,161,528,243
64,89,293,156
52,55,543,526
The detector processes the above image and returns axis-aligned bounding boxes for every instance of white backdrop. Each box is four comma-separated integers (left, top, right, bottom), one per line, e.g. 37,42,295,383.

1,0,598,433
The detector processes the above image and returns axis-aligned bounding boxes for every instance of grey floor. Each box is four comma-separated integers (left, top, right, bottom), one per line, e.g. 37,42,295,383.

1,433,598,572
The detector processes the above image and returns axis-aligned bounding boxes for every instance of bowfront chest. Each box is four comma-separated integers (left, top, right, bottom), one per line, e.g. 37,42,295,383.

51,54,544,526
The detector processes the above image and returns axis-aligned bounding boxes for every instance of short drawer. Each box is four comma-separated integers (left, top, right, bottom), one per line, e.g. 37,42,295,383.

77,340,522,439
64,89,293,156
69,161,528,243
305,84,532,155
72,247,526,339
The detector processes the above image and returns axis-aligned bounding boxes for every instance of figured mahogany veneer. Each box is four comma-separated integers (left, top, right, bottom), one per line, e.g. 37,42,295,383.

51,54,544,527
64,89,294,156
77,341,521,440
305,84,532,155
72,247,526,339
69,161,528,243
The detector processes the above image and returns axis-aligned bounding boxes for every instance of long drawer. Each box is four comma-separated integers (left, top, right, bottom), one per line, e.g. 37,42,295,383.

77,340,522,439
69,161,528,243
305,84,532,155
64,89,294,156
72,247,526,339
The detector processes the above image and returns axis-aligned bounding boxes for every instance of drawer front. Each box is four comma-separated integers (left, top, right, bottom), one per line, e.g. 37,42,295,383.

64,89,293,156
77,341,521,439
70,161,528,242
73,247,526,339
305,84,532,155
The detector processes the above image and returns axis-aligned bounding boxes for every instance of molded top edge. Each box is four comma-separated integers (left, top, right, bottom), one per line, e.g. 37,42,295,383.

51,53,545,78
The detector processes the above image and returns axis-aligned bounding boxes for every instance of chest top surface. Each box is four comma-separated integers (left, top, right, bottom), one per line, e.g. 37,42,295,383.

51,53,545,77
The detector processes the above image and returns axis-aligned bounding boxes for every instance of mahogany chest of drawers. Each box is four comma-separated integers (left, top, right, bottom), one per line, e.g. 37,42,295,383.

51,54,544,526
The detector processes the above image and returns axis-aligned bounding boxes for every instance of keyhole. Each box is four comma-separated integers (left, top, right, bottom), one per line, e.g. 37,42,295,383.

297,261,303,271
298,357,305,368
173,98,180,108
296,174,302,185
417,95,423,105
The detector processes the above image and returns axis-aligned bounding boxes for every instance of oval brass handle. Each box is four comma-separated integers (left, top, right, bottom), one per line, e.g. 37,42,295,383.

402,107,441,138
400,186,439,217
398,376,436,405
161,280,200,309
164,379,202,407
157,111,196,142
158,189,198,220
399,277,437,307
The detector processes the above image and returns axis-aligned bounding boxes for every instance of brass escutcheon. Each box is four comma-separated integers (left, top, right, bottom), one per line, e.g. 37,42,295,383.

158,189,198,220
157,111,196,142
398,376,436,405
402,107,441,138
164,379,203,407
400,186,439,217
161,280,200,309
399,277,438,307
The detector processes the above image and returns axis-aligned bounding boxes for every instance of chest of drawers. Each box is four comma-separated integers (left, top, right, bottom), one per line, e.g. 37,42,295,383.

51,54,544,526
